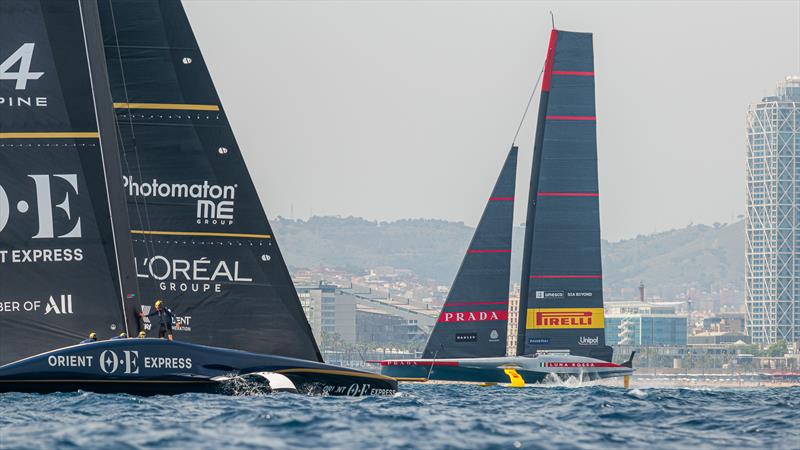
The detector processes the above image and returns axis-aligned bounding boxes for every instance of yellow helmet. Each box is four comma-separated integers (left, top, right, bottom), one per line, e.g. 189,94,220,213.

154,300,163,308
119,332,127,338
138,331,146,338
89,332,96,339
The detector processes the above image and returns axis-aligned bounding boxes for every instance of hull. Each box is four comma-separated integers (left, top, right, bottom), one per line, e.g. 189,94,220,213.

378,354,633,385
0,339,397,396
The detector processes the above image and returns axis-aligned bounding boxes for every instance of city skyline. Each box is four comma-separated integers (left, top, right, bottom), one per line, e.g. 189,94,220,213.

185,1,799,241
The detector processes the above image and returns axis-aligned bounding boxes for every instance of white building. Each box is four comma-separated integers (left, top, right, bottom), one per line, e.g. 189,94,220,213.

296,282,356,345
746,76,800,344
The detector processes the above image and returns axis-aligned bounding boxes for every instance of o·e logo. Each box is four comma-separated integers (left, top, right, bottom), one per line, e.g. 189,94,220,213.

0,175,82,238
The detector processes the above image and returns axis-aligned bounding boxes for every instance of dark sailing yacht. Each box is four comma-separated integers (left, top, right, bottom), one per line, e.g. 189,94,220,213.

377,29,634,386
0,0,396,396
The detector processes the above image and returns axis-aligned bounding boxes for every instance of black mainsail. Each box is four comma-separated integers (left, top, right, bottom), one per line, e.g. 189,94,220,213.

98,0,322,362
516,30,612,361
0,0,396,396
0,0,138,365
422,147,517,359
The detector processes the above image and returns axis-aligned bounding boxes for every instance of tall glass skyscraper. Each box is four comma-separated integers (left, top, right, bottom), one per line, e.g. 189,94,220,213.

745,76,800,345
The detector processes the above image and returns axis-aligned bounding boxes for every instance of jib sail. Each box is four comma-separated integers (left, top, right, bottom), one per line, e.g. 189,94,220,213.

423,147,517,359
0,0,138,365
516,30,612,361
98,0,322,361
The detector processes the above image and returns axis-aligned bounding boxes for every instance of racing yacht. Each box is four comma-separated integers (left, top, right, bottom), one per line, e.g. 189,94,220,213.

0,0,395,396
375,28,635,387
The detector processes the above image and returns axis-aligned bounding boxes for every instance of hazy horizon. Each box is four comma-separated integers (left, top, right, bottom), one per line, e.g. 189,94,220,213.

184,1,799,241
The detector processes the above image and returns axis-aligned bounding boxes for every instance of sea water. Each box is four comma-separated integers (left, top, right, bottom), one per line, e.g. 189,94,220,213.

0,384,798,449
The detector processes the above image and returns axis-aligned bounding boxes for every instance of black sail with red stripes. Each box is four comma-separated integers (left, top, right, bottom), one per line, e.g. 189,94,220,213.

423,147,517,359
97,0,322,362
516,30,612,361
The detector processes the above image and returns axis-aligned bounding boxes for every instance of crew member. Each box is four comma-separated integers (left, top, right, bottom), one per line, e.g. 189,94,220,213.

80,332,97,344
138,300,178,340
138,331,147,338
111,332,127,340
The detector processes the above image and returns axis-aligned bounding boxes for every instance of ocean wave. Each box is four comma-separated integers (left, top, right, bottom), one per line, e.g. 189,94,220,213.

1,385,798,450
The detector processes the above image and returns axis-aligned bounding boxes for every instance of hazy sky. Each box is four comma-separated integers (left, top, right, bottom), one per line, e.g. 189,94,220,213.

184,1,800,241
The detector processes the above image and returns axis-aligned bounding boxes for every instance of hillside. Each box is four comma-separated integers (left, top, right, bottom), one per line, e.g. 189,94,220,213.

272,216,744,297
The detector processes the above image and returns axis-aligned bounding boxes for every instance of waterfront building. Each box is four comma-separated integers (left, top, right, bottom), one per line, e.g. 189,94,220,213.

296,282,357,345
746,76,800,344
356,306,420,346
605,301,688,346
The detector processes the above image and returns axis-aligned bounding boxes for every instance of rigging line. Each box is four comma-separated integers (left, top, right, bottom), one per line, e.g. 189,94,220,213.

107,1,158,298
426,344,443,380
511,64,545,147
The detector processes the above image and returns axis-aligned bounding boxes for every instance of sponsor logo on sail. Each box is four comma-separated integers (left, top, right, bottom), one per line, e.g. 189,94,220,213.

438,310,508,323
578,335,600,346
135,255,253,293
0,43,48,108
455,333,477,343
526,308,605,330
44,294,73,315
123,177,237,225
535,290,564,299
489,329,500,343
0,294,74,315
528,337,550,345
0,174,82,240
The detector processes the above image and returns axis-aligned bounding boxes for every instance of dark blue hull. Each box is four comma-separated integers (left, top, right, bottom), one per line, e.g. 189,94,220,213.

0,339,397,396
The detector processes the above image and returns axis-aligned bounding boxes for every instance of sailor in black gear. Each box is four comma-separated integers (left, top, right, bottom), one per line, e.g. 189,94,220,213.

110,332,127,340
138,300,177,340
80,332,97,344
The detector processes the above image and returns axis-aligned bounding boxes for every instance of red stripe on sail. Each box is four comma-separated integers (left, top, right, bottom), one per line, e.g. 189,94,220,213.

445,301,509,307
541,29,559,92
530,275,602,279
538,192,599,197
467,249,512,254
489,197,514,201
552,71,594,76
545,115,596,121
